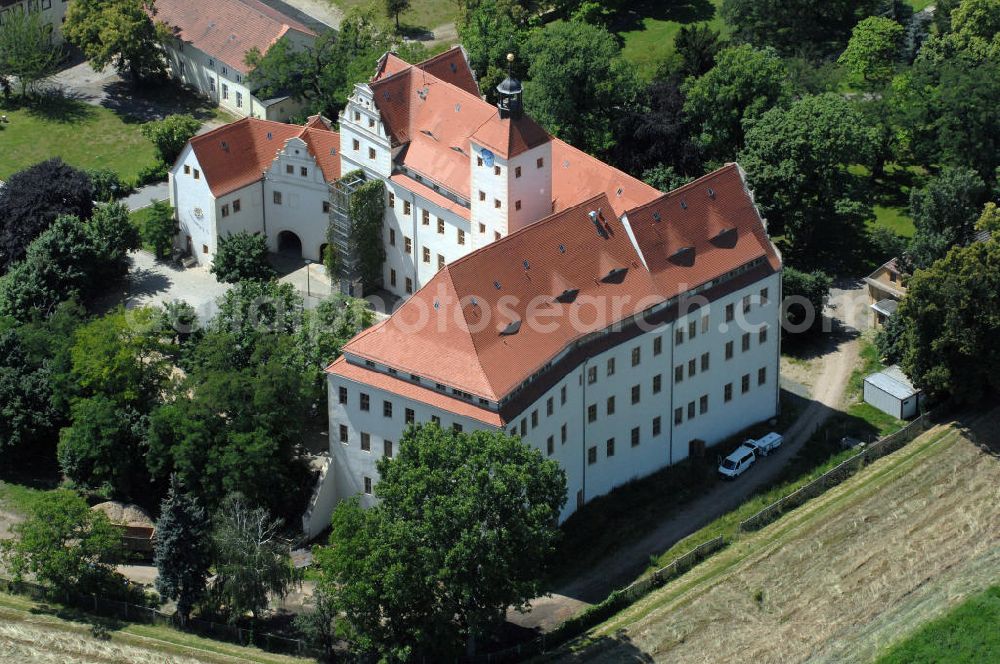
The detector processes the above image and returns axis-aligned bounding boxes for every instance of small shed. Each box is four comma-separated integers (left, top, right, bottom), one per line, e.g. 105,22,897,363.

864,365,922,420
91,501,156,555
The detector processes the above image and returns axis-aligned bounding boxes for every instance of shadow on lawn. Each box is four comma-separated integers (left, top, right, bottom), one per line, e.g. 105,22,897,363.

102,79,220,124
18,93,94,124
610,0,716,33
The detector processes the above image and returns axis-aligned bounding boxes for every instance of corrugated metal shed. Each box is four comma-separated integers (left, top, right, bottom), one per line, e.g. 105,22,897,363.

864,365,921,419
866,366,917,400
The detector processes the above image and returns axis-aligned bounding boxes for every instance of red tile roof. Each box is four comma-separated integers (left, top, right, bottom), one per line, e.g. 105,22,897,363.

389,174,471,220
186,116,339,197
333,164,781,406
155,0,315,74
328,356,504,426
549,138,661,220
374,47,480,96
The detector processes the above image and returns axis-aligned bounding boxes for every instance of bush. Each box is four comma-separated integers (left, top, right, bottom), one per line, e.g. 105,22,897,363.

210,231,275,284
86,168,132,202
139,200,177,259
135,161,170,186
140,114,201,165
782,267,832,335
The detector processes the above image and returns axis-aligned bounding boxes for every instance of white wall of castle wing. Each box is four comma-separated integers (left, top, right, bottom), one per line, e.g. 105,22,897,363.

0,0,69,42
317,270,782,530
170,145,218,265
505,142,554,235
263,137,333,262
338,84,393,180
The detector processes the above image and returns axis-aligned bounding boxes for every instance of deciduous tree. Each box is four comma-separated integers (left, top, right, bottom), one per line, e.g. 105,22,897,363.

318,425,566,658
0,8,62,96
781,267,832,335
0,489,122,594
838,17,904,88
0,329,58,459
722,0,884,56
682,45,791,162
0,159,94,271
141,200,178,259
140,114,201,166
64,0,168,85
907,167,987,269
210,493,299,621
385,0,410,30
459,0,532,103
210,231,275,284
673,23,723,78
738,93,875,265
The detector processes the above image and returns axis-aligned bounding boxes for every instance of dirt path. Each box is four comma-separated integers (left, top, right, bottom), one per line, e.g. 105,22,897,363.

563,411,1000,663
512,284,871,630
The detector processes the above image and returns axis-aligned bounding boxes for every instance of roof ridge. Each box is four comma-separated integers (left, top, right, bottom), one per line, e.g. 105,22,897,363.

439,265,501,399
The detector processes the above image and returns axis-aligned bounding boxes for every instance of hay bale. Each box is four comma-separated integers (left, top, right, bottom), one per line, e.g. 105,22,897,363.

90,501,154,528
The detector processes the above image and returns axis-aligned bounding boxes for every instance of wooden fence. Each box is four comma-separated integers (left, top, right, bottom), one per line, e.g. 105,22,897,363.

738,412,932,532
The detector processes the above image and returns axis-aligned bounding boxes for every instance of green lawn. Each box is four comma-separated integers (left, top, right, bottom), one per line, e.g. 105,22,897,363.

876,586,1000,664
333,0,458,32
0,98,158,181
617,0,725,81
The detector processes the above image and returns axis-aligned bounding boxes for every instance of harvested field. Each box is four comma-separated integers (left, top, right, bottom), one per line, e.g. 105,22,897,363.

558,411,1000,664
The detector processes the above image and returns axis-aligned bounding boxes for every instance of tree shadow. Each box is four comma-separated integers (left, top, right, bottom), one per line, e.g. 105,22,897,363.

102,79,220,124
29,602,129,639
611,0,716,33
397,24,435,41
20,92,94,124
550,630,655,662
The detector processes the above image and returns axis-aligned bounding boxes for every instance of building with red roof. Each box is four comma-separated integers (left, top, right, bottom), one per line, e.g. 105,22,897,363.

155,0,317,121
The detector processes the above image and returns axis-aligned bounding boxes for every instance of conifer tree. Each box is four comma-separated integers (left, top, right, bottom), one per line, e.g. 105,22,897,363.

154,475,212,623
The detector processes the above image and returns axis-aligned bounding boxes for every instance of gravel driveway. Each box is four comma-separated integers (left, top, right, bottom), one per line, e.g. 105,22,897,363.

513,283,871,630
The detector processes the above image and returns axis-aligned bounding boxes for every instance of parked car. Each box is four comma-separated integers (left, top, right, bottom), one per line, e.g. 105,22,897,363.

744,432,783,457
718,444,757,479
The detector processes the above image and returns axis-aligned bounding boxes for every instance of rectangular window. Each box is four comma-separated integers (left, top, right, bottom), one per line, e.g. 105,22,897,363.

653,374,662,394
607,357,615,376
688,320,696,339
676,328,684,345
492,165,500,176
422,209,430,225
701,352,710,372
588,404,597,423
561,423,567,443
404,236,412,254
759,325,768,344
354,111,360,121
479,222,486,234
724,383,733,402
631,385,640,405
494,199,501,209
422,247,430,263
560,385,567,405
743,295,751,314
452,423,463,433
273,191,282,205
631,427,640,447
588,446,597,464
702,314,709,334
742,374,750,393
675,365,684,383
360,393,369,411
725,341,734,360
688,359,696,377
384,440,393,458
383,400,392,418
368,147,376,160
632,346,641,366
758,367,767,385
431,415,441,426
688,401,696,419
184,164,190,174
531,409,538,428
653,336,662,356
389,229,396,246
390,269,396,287
587,366,597,384
437,218,445,234
286,164,294,174
457,229,466,245
495,231,502,241
520,419,527,436
515,200,522,211
403,200,411,215
760,287,769,305
405,408,414,424
606,396,615,416
339,424,348,443
606,438,615,457
515,166,522,178
674,407,683,425
437,254,445,270
369,117,375,128
322,201,330,213
742,333,751,352
193,169,200,180
221,204,229,218
301,166,308,177
360,432,370,451
338,386,347,404
479,190,486,201
652,416,661,436
222,83,228,100
405,277,413,294
477,156,483,167
352,138,359,151
725,303,735,322
546,397,554,416
363,476,372,494
700,394,709,414
547,436,554,456
537,157,544,168
389,192,395,207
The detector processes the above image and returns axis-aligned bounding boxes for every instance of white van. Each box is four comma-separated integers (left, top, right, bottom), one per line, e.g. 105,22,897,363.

718,444,757,479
